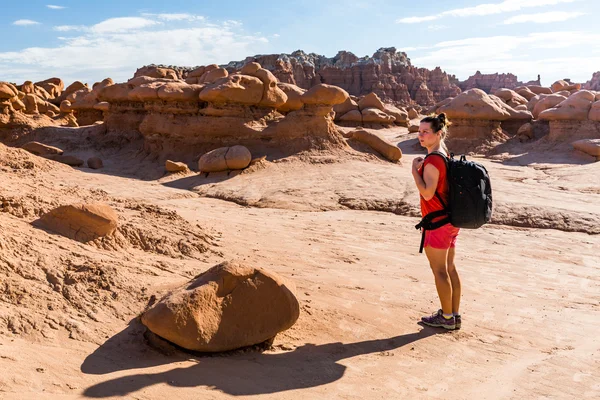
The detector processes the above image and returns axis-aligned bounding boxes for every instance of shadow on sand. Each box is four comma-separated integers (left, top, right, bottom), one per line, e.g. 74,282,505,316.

81,320,443,398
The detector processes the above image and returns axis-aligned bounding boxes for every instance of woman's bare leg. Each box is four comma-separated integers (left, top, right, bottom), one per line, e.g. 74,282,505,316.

447,247,461,314
424,246,452,315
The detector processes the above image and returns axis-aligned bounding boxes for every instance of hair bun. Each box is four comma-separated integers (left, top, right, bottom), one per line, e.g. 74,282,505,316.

437,113,447,126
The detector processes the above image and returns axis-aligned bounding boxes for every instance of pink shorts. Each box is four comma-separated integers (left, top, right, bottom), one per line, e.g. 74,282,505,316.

424,224,460,249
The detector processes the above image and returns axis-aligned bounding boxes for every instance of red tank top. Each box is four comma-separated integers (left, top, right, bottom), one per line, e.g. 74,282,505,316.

419,154,449,217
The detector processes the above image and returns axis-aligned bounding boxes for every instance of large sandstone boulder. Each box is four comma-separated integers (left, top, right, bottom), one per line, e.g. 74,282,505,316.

0,82,18,99
200,67,229,84
494,88,528,108
199,75,263,105
532,94,568,119
350,129,402,161
358,93,385,111
37,203,118,242
538,90,595,121
21,141,63,156
301,84,349,106
383,104,409,126
551,80,581,93
333,97,359,117
361,107,395,124
439,89,512,120
198,145,252,172
572,139,600,157
277,83,305,112
141,261,300,352
339,109,362,123
524,85,552,95
516,87,537,101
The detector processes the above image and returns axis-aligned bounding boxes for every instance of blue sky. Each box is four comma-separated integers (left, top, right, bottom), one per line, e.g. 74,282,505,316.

1,0,599,86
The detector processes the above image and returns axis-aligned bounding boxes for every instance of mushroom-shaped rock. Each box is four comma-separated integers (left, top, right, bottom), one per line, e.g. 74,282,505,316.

358,92,385,111
301,84,349,106
439,89,512,120
141,261,300,352
165,160,189,173
199,75,263,105
538,90,595,121
37,203,118,242
23,94,39,114
198,145,252,172
361,107,395,124
532,94,568,119
551,80,570,93
350,129,402,161
276,83,305,112
408,124,420,133
22,141,63,156
87,157,103,169
572,139,600,157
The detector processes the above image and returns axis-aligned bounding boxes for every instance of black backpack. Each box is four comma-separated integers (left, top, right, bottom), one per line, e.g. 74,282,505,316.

415,152,493,253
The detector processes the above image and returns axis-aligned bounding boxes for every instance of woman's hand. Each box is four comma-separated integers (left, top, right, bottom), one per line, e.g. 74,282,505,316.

412,157,424,173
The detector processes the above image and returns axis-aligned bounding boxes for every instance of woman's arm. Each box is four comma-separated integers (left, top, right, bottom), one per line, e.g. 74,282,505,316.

412,160,440,201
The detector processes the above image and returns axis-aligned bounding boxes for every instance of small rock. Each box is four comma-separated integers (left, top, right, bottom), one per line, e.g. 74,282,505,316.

165,160,189,172
87,157,103,169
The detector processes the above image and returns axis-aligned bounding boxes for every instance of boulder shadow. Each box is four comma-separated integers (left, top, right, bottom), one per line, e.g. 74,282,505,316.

81,320,442,398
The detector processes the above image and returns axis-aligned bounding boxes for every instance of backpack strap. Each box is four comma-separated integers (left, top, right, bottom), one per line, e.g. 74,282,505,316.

423,151,449,209
415,210,451,253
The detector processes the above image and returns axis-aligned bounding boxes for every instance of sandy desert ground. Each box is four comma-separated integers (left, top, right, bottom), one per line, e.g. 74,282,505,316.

0,125,599,399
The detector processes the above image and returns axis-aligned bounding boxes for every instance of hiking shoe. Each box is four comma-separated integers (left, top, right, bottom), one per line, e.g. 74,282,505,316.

421,309,456,330
454,314,461,329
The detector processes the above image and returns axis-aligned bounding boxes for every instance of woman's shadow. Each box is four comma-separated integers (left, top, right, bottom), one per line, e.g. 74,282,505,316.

81,320,442,398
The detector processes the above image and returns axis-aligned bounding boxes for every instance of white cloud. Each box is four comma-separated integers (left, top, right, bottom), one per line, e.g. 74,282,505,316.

428,24,448,31
504,11,584,24
1,15,270,85
411,31,600,84
90,17,160,33
13,19,41,26
397,0,577,23
142,13,204,21
54,25,86,32
47,4,66,9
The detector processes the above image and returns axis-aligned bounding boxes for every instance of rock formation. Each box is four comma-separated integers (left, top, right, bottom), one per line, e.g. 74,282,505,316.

223,48,461,106
460,71,540,94
436,89,532,150
141,261,300,352
97,62,349,162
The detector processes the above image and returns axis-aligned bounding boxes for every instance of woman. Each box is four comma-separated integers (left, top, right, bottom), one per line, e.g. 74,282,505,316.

411,113,461,330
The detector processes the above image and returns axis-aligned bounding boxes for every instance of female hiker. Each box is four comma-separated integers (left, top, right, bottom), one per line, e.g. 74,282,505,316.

411,113,461,330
